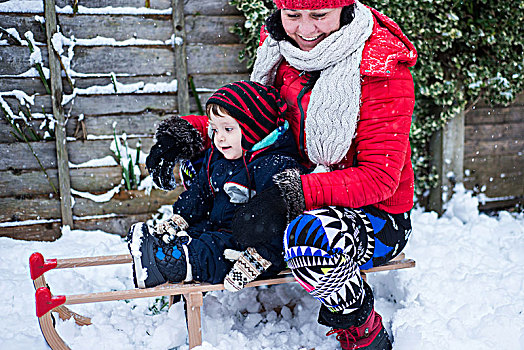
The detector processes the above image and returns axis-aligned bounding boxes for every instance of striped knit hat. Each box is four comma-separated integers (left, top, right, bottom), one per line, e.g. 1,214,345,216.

273,0,355,9
206,81,287,150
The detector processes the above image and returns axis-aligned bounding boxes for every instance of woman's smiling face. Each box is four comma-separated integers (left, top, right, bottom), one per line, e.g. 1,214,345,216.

280,8,342,51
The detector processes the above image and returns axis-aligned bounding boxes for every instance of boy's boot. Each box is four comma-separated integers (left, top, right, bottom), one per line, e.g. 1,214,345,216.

127,223,192,288
321,282,392,350
127,223,166,288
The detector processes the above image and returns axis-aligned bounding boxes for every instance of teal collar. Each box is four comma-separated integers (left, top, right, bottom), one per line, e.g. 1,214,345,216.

250,121,289,152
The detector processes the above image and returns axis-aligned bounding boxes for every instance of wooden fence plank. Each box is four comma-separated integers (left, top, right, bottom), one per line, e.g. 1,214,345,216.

0,44,247,76
54,0,173,10
465,122,524,141
73,213,159,236
0,14,242,46
45,0,74,227
464,176,524,199
0,222,62,241
51,0,240,14
0,73,248,98
0,138,152,171
2,94,174,116
183,0,240,15
2,0,240,15
464,153,524,198
73,187,183,217
464,154,523,171
0,197,61,222
1,91,214,119
0,75,172,95
185,15,243,44
73,46,175,75
464,139,523,157
0,187,182,222
71,113,163,136
0,45,33,75
0,212,155,241
0,167,122,197
1,115,157,144
0,162,168,197
186,44,248,74
465,106,524,125
172,0,190,115
3,12,242,49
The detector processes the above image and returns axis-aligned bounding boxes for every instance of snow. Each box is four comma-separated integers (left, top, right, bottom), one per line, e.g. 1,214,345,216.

71,185,122,203
62,79,178,99
69,155,118,168
0,1,171,15
74,36,170,47
5,27,22,43
0,188,523,349
0,96,16,118
0,90,35,106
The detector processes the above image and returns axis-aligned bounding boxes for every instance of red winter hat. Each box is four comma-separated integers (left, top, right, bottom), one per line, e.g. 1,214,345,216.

273,0,355,9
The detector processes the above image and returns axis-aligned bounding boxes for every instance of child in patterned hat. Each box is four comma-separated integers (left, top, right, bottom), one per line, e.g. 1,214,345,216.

128,81,304,291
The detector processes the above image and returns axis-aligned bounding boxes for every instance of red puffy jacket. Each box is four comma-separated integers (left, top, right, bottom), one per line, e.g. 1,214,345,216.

184,6,417,214
271,7,417,214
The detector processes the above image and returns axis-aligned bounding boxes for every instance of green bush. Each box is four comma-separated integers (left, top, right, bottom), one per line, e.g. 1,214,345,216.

229,0,524,195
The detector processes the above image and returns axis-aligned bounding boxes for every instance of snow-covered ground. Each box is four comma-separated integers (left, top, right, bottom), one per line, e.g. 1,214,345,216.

1,187,523,350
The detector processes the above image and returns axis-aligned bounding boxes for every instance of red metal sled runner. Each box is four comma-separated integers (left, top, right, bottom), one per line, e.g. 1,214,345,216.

30,251,415,349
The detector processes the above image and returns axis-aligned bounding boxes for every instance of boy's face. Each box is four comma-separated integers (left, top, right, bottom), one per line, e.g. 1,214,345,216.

209,112,243,160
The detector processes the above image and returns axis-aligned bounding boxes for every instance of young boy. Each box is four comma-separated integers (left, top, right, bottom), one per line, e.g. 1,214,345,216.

128,81,303,291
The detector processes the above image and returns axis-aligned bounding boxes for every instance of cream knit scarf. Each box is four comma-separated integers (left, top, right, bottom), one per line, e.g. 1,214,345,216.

251,1,373,172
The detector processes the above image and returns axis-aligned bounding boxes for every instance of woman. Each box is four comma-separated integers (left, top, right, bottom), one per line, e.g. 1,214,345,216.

146,1,417,348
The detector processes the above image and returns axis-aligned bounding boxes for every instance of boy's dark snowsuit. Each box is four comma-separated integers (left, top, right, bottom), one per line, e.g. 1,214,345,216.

135,81,304,287
172,126,301,283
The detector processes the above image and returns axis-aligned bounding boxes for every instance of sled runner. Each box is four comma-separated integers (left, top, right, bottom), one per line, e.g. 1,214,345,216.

30,251,415,349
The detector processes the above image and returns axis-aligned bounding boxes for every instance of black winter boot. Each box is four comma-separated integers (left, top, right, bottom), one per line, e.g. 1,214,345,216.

127,223,193,288
321,282,392,350
153,232,192,284
127,223,166,288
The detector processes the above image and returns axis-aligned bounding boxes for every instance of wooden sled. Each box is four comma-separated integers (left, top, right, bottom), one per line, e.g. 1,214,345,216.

30,251,415,349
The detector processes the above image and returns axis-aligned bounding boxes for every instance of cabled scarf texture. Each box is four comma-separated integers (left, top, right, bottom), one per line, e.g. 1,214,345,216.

251,1,373,172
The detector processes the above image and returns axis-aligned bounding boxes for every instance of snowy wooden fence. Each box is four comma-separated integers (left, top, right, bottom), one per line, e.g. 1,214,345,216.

0,1,522,242
463,94,523,209
427,95,523,214
0,0,249,241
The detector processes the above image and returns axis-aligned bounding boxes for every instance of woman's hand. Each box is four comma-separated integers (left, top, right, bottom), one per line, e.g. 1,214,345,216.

146,116,203,190
231,169,305,247
223,247,272,292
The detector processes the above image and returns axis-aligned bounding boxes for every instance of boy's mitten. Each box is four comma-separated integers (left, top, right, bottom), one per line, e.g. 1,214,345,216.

223,247,272,292
155,214,189,243
231,168,305,248
146,116,203,190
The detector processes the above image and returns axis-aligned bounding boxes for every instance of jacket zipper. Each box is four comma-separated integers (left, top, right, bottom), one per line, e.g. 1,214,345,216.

296,71,319,160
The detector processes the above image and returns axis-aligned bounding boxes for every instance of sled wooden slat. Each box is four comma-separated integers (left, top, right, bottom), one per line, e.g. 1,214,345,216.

56,254,132,269
363,256,415,273
63,275,298,305
32,252,414,349
53,253,410,270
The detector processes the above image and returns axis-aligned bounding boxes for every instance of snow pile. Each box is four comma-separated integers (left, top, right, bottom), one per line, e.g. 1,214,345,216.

0,187,523,349
0,1,172,15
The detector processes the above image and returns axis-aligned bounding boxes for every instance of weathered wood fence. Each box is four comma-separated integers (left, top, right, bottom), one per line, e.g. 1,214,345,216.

0,0,248,241
0,0,522,242
463,94,523,209
428,95,523,213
